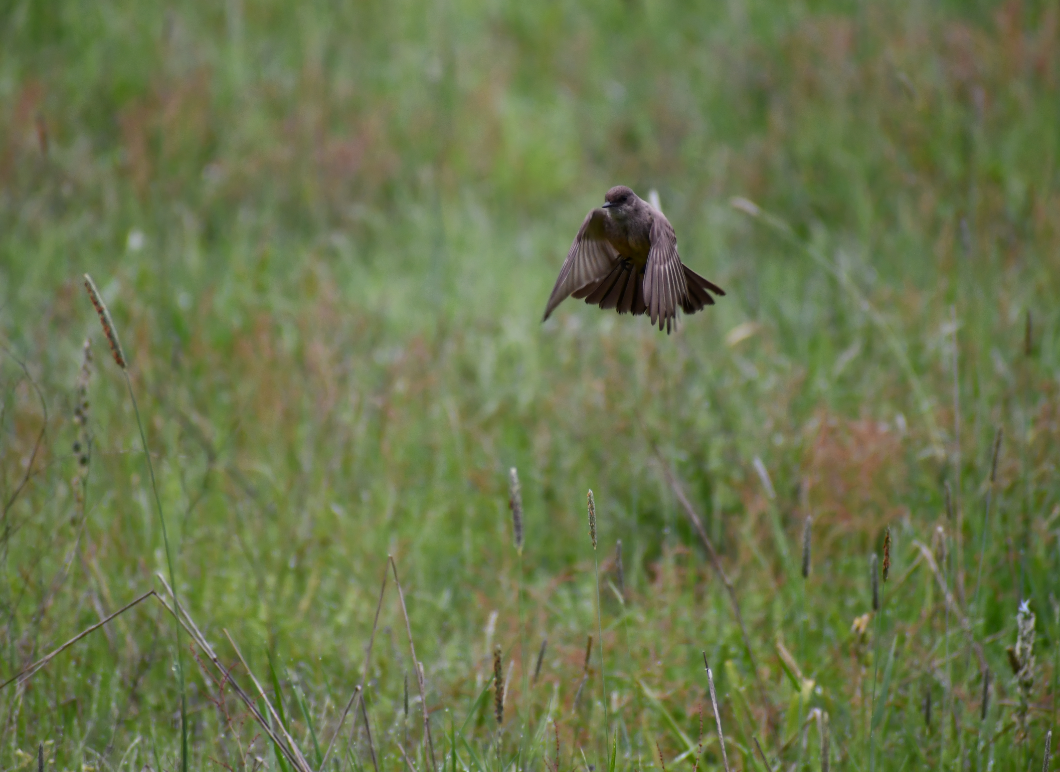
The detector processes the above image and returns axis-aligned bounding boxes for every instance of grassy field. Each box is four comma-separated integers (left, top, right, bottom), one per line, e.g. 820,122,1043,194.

2,0,1059,769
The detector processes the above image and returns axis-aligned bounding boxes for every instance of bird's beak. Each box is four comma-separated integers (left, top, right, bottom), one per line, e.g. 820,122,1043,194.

602,201,613,208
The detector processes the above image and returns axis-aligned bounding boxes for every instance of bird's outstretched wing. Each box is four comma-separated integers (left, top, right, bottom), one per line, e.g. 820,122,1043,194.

542,209,620,321
642,213,690,333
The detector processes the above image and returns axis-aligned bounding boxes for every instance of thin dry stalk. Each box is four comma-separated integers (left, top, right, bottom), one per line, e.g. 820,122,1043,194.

753,736,770,770
390,556,437,772
397,741,420,772
615,541,625,600
224,630,314,772
359,685,379,772
152,577,309,771
703,653,731,772
0,590,156,691
660,462,770,716
320,560,389,771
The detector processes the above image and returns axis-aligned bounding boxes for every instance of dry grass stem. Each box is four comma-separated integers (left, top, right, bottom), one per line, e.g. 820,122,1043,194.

152,576,311,771
359,684,379,772
753,736,770,770
223,629,314,772
0,590,156,691
702,653,731,772
614,540,625,600
390,555,437,771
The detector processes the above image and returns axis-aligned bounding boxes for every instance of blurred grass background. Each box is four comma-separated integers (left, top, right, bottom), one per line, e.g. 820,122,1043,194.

1,0,1058,769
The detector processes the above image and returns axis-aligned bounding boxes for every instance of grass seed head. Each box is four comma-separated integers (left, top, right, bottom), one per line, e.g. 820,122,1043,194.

508,467,523,553
615,540,625,599
882,528,891,583
533,638,547,685
990,427,1003,484
980,668,991,721
493,644,504,725
71,339,93,513
1014,600,1036,743
801,515,812,579
82,274,127,370
587,489,597,550
1025,309,1033,357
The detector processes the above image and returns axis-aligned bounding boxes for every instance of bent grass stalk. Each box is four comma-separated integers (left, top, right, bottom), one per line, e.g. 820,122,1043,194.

83,274,188,772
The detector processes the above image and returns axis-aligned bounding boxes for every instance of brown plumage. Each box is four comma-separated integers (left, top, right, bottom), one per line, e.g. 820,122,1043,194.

542,186,725,333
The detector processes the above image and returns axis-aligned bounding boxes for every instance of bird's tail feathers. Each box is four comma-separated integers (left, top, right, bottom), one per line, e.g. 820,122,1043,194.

680,265,725,314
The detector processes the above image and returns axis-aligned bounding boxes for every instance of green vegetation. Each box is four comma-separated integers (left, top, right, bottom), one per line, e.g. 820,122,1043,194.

1,0,1058,769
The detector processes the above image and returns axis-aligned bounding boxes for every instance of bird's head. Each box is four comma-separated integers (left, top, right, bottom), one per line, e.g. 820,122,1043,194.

602,186,637,219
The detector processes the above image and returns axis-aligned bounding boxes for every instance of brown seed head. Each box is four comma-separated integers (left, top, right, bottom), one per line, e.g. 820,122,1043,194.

882,528,891,583
990,428,1003,484
493,644,504,725
508,467,523,553
532,638,547,685
83,274,127,369
587,489,597,550
801,515,812,579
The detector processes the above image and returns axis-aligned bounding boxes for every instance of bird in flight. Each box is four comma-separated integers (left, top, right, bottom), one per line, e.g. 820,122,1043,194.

542,186,725,333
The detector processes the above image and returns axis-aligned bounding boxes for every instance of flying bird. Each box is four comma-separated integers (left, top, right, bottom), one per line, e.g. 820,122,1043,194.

542,186,725,333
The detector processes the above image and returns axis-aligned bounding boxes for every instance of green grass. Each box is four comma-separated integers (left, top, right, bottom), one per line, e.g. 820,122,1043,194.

2,0,1059,769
